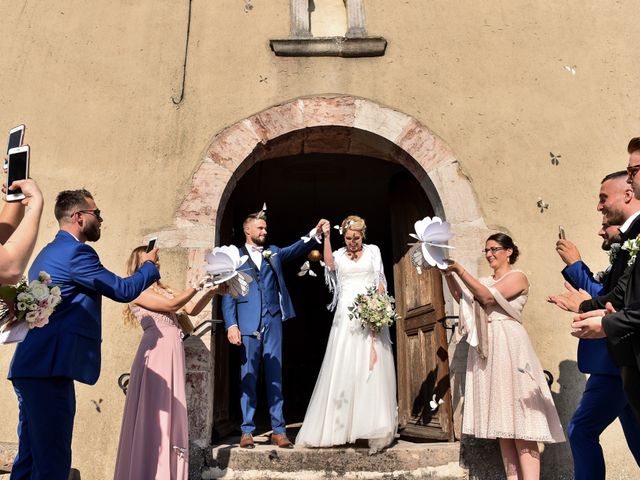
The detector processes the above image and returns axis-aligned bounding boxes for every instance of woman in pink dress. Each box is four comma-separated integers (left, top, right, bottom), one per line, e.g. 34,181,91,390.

114,246,226,480
441,233,564,480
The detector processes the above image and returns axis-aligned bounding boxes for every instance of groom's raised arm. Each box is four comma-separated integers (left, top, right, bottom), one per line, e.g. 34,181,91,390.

278,219,329,263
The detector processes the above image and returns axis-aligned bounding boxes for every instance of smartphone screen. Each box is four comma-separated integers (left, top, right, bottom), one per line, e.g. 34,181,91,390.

145,237,157,253
7,129,24,153
7,149,28,197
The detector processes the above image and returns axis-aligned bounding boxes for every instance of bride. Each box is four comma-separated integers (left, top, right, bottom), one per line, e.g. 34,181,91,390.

296,215,398,452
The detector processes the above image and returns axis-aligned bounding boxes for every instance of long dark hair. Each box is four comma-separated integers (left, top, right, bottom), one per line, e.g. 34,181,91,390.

487,233,520,264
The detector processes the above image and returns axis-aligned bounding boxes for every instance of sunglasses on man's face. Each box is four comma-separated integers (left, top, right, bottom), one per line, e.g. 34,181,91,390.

72,209,102,220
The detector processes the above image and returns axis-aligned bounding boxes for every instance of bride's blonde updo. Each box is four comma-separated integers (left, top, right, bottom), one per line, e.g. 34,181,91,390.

341,215,366,238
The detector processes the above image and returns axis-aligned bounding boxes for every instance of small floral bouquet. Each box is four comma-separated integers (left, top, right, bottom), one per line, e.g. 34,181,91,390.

348,286,400,332
0,272,62,343
622,235,640,267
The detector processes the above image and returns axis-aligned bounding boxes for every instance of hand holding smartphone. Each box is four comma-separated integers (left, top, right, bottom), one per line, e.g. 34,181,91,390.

145,237,157,253
558,225,566,240
6,145,30,202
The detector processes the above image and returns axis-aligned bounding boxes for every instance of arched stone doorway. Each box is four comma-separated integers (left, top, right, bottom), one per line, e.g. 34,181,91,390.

156,95,489,447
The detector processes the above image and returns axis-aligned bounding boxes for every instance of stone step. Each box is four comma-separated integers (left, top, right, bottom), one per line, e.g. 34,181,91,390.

0,442,17,477
203,434,466,479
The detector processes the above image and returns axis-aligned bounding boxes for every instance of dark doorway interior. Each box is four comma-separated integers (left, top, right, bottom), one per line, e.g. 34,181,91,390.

218,153,428,432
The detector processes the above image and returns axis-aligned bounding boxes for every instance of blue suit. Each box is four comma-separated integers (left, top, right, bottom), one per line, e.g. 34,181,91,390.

221,238,315,434
8,231,160,480
562,261,640,479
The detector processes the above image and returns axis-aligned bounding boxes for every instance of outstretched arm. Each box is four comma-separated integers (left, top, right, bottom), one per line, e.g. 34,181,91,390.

278,219,329,263
443,261,527,306
322,221,334,271
183,284,228,316
0,179,44,284
69,244,160,302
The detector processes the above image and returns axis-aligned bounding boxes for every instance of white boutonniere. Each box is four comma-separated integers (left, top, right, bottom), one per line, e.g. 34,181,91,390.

608,243,621,265
621,237,640,266
262,249,274,259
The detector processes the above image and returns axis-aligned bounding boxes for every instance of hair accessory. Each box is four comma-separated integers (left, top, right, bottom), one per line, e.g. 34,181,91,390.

256,203,267,220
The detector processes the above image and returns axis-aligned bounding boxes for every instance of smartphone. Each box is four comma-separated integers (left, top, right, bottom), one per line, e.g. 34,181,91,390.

4,125,25,170
6,146,29,202
558,225,566,240
145,237,157,253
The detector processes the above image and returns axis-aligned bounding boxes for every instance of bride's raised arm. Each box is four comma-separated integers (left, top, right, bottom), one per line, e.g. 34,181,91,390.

322,221,335,271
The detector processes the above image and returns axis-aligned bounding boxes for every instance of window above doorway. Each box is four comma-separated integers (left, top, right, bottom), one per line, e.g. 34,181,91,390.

269,0,387,57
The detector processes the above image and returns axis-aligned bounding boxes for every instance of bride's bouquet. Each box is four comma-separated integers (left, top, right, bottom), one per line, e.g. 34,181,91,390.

0,271,62,344
348,286,400,332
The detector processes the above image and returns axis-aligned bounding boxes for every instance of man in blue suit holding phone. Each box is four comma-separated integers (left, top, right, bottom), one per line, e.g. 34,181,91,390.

221,210,328,449
8,189,160,480
552,171,640,479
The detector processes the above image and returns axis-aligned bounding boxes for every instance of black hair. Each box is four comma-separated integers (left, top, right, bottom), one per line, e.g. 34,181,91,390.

487,232,519,264
54,189,94,222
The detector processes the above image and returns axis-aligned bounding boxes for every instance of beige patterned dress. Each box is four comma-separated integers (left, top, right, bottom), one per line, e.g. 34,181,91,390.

461,271,565,442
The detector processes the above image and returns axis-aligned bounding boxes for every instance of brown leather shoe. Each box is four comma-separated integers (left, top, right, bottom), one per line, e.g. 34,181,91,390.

271,433,294,449
240,433,255,449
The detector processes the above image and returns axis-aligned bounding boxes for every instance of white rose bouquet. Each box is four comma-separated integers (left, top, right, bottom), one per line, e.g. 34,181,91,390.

0,271,62,342
348,286,400,333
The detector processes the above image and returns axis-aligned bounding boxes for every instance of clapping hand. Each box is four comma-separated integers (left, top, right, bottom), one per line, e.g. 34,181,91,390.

570,302,614,339
547,281,591,313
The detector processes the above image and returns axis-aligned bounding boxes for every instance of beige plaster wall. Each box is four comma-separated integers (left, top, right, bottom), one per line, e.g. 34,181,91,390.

0,1,639,478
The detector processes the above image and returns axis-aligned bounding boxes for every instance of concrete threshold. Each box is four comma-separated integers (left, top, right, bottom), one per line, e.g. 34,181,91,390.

204,433,466,480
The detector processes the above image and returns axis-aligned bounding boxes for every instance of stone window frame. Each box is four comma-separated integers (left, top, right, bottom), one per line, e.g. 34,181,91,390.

269,0,387,57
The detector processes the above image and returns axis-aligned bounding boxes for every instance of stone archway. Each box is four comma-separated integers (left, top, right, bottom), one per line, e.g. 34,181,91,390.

156,94,489,446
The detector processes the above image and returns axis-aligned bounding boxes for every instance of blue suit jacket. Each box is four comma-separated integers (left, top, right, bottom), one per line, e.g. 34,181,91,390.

562,260,619,375
8,231,160,385
221,239,315,335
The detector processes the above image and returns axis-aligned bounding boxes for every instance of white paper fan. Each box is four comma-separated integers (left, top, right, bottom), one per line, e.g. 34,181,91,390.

409,216,454,270
297,260,317,277
225,271,252,298
204,245,253,298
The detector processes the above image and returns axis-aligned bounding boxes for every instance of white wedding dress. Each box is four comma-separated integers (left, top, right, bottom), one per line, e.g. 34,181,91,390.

296,244,398,451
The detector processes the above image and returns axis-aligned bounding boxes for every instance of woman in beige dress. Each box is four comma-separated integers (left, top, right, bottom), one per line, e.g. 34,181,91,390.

441,233,564,480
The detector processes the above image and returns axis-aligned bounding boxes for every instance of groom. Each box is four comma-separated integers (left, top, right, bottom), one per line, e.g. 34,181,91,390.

221,209,327,448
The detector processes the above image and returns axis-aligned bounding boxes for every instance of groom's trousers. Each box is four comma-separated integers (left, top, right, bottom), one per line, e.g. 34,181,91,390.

240,315,286,434
10,377,76,480
568,373,640,479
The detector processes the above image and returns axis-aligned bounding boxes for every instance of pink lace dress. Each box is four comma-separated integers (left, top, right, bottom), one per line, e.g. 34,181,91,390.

114,289,188,480
460,271,565,443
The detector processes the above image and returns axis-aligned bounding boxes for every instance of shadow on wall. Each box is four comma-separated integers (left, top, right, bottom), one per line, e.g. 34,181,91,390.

540,359,585,480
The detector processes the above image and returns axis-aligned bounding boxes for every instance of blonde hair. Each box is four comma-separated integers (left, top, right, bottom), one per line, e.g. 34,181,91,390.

341,215,366,238
122,246,168,327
